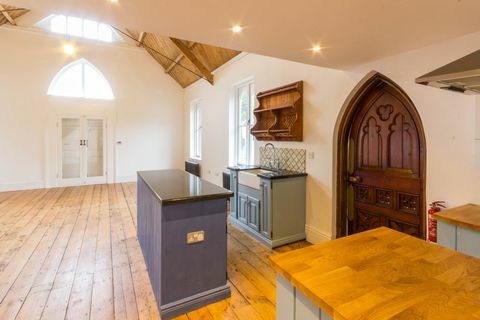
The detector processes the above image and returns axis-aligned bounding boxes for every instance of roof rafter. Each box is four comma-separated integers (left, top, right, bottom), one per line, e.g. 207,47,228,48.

169,37,214,85
137,32,146,47
0,4,16,25
165,42,196,74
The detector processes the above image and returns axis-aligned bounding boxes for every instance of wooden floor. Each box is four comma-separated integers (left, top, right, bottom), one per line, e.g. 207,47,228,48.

0,184,310,320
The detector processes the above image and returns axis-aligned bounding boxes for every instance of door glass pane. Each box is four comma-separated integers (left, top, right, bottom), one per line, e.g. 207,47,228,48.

62,118,81,179
86,119,104,177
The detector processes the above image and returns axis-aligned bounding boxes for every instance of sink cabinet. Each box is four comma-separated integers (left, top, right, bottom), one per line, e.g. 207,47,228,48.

230,170,306,248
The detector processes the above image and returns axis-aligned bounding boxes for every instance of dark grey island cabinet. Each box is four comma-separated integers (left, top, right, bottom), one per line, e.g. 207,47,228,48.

137,169,233,319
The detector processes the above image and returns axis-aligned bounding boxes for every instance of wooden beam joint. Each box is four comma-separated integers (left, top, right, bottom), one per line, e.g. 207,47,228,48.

169,37,214,85
0,5,17,26
137,32,146,47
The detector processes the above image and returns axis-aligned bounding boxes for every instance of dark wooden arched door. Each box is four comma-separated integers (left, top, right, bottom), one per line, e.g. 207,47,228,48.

342,75,426,238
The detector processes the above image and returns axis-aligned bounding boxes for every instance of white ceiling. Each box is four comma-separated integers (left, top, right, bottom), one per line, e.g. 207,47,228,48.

8,0,480,69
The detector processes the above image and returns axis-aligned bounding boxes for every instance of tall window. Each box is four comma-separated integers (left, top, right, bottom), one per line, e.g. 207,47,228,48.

37,14,118,43
235,80,255,165
48,59,114,100
190,100,202,160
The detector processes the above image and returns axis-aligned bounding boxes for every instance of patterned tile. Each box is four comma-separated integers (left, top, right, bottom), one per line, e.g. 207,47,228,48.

259,146,306,173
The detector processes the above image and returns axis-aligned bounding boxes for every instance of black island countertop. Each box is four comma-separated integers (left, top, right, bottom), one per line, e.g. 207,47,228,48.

228,165,308,179
137,169,233,205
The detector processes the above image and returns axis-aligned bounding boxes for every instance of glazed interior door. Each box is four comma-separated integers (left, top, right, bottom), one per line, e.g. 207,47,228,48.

59,117,106,186
348,84,424,238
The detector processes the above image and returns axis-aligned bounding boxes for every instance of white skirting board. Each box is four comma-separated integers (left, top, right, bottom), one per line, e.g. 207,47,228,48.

0,180,45,192
305,224,331,244
115,175,138,183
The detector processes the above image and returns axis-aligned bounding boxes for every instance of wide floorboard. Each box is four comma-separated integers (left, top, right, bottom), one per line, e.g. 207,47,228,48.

0,184,310,320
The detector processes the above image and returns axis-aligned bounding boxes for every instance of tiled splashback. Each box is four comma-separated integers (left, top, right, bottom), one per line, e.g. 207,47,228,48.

259,146,306,173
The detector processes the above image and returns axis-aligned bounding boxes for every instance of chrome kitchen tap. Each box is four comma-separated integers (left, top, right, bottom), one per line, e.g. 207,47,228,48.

264,143,280,171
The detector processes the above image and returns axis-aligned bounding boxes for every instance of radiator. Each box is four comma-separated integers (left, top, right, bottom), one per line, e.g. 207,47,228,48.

222,171,231,190
185,160,201,177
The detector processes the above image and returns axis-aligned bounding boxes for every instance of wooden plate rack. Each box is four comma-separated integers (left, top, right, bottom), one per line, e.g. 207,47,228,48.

251,81,303,141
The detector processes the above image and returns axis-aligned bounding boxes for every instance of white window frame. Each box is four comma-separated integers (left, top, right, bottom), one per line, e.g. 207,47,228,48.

234,80,255,166
50,14,115,42
190,100,202,160
47,58,115,100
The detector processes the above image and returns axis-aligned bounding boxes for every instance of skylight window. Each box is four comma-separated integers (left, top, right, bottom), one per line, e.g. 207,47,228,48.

46,15,116,43
48,59,114,100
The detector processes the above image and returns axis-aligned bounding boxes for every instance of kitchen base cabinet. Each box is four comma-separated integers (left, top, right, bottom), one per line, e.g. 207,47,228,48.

435,204,480,259
230,171,306,248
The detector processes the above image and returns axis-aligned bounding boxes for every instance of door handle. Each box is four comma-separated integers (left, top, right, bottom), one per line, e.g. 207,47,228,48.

348,175,362,183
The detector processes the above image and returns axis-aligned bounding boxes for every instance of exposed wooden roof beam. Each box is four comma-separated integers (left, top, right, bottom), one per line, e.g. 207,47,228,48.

137,32,146,47
0,4,17,26
169,37,214,85
165,42,196,74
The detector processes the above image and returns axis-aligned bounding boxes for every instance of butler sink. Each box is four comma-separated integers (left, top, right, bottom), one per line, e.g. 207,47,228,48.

238,169,275,190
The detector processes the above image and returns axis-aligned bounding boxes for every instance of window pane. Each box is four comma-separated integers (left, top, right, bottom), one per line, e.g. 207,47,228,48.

51,15,66,34
83,19,98,40
84,64,114,100
238,126,247,164
238,86,249,125
67,16,83,37
98,23,113,42
49,63,83,97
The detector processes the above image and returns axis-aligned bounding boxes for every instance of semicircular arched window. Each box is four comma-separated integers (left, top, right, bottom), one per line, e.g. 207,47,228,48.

48,59,114,100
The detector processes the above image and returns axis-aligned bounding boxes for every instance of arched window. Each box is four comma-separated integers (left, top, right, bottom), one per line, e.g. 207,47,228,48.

48,59,114,100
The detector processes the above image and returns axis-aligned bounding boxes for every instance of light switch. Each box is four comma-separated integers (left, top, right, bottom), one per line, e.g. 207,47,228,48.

187,231,205,244
308,151,315,160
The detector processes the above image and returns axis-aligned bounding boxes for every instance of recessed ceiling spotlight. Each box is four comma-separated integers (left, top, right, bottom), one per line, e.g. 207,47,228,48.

232,25,243,33
63,43,76,55
109,0,119,2
311,45,321,53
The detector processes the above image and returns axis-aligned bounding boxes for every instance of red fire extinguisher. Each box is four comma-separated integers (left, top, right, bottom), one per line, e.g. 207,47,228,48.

428,201,446,243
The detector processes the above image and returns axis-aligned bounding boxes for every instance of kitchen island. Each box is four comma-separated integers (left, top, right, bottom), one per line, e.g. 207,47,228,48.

137,169,233,319
270,227,480,320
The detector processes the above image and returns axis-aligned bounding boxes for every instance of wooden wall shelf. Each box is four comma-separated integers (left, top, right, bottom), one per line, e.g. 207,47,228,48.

251,81,303,141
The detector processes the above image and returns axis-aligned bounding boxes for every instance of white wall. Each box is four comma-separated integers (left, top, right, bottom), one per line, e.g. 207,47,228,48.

185,31,480,242
185,54,357,242
0,26,184,191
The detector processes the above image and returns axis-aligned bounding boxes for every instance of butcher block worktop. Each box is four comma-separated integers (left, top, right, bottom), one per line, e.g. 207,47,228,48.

269,227,480,319
433,203,480,231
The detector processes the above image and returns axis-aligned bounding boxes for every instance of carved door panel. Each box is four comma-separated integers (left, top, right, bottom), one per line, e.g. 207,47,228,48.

349,84,424,238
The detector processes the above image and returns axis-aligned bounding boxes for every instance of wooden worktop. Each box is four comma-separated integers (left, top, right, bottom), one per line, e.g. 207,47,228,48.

433,203,480,231
269,227,480,319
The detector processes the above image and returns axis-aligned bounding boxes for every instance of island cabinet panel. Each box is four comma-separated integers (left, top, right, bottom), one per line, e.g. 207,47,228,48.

137,170,233,319
437,220,457,250
456,226,480,258
276,274,332,320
